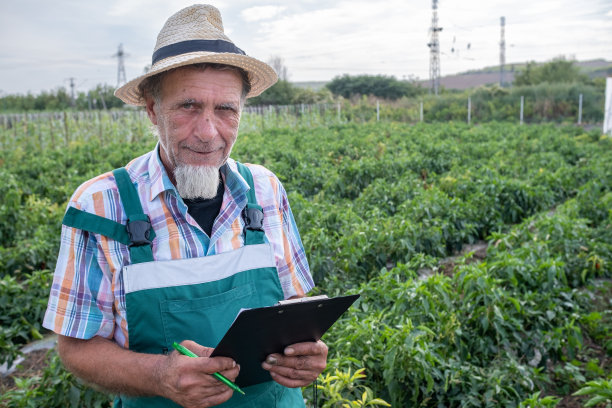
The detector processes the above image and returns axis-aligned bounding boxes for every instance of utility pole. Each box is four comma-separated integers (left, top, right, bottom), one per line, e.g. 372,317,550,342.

68,77,76,107
427,0,442,95
113,44,127,87
500,16,506,87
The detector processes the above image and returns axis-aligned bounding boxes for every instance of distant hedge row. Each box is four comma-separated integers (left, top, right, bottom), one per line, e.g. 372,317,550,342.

337,82,605,124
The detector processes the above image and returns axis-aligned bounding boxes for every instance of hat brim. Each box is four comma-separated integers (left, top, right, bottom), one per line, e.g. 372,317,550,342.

114,52,278,106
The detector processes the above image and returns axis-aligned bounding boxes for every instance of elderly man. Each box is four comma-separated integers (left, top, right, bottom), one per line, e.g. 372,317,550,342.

43,4,326,408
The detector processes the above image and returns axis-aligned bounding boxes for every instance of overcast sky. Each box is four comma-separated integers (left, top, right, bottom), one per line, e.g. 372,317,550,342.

1,0,610,95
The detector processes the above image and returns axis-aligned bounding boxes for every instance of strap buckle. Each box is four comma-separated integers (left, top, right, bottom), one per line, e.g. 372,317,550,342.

126,217,152,247
243,206,264,232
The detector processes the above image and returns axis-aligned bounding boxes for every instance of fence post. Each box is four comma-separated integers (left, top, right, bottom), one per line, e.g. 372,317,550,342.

63,111,69,143
467,96,471,125
604,77,612,135
37,114,43,150
578,93,583,125
260,106,265,131
420,101,423,122
2,116,6,149
2,115,7,149
337,102,341,123
97,110,104,144
24,114,29,148
376,100,380,122
520,96,524,125
49,116,55,148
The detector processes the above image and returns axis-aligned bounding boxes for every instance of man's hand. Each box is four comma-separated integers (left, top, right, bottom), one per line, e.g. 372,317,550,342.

159,340,240,408
57,336,239,408
261,340,328,388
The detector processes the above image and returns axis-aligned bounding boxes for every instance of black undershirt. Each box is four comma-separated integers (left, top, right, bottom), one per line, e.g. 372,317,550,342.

183,179,225,237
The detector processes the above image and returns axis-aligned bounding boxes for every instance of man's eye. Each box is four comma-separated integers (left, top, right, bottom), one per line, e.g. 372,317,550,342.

218,105,236,112
180,100,200,110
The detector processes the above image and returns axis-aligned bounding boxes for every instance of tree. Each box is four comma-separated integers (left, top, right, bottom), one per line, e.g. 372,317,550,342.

247,81,333,106
0,84,124,111
326,75,424,100
514,57,588,86
291,87,333,105
268,56,289,81
75,84,124,110
247,80,295,105
89,84,124,109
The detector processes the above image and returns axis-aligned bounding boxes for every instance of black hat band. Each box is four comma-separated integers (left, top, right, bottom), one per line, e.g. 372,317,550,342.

152,39,246,65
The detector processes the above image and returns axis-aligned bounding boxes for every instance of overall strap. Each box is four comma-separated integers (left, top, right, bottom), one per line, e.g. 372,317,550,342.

112,168,155,264
62,207,131,246
236,162,266,245
61,172,157,263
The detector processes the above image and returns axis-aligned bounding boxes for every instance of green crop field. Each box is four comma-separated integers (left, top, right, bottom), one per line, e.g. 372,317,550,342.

1,116,611,407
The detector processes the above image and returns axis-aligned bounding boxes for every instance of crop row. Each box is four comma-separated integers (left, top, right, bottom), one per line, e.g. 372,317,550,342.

1,122,611,406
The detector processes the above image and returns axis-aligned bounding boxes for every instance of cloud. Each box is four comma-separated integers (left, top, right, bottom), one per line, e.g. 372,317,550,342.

244,0,429,80
107,0,230,19
1,0,611,93
241,5,287,22
108,0,150,17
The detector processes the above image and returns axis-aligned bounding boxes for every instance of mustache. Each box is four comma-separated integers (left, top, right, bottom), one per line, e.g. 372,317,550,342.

180,141,224,153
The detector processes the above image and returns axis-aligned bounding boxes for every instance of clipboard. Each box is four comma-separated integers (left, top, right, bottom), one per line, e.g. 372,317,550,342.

210,294,360,387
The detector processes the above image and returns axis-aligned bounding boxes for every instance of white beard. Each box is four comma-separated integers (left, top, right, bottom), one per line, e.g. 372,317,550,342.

174,165,220,200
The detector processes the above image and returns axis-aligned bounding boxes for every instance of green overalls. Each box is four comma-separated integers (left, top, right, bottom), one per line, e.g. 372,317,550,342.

63,163,305,407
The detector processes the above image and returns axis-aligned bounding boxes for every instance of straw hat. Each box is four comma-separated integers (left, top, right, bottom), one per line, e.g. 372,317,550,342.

115,4,278,105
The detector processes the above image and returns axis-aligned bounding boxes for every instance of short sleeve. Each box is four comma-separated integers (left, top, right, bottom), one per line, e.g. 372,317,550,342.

43,200,116,340
275,179,315,298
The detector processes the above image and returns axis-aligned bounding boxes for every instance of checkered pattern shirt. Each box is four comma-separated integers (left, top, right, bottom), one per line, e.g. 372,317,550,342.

43,146,313,348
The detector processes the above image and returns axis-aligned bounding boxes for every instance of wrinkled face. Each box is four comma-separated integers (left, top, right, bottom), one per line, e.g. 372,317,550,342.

145,67,243,182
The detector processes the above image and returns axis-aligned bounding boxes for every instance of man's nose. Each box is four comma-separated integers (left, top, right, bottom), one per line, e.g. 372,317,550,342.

194,112,218,142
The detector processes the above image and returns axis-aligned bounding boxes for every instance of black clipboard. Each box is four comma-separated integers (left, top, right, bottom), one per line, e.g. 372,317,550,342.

210,294,359,387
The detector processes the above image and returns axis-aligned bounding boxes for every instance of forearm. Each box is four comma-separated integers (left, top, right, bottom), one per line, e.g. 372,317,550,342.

57,335,165,397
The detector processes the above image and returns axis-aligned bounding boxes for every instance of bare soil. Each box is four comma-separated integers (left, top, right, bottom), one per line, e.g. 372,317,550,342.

439,241,489,275
0,349,49,393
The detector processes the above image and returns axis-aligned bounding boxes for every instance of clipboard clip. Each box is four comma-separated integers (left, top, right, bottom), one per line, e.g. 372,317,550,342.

277,295,329,306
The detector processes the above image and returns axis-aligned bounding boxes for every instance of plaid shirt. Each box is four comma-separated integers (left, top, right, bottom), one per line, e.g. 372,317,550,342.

43,146,313,348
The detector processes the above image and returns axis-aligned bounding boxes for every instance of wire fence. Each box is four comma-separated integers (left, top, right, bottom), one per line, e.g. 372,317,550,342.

0,110,152,151
0,94,605,151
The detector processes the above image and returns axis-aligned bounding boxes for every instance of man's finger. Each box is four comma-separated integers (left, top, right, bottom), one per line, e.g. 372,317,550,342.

175,342,237,374
179,340,213,357
283,340,328,356
264,363,315,380
268,371,316,389
199,356,237,374
263,355,325,373
217,364,240,382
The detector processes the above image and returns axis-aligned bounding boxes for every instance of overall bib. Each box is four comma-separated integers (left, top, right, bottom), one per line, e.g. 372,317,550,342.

63,163,305,408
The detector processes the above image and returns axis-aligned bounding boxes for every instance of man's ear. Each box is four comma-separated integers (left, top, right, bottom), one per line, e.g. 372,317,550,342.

145,97,159,126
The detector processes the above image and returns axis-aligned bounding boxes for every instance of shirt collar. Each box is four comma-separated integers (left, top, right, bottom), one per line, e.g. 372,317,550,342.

220,158,250,205
147,143,177,202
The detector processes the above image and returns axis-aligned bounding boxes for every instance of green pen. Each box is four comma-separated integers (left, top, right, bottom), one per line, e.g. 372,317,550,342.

172,342,245,395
